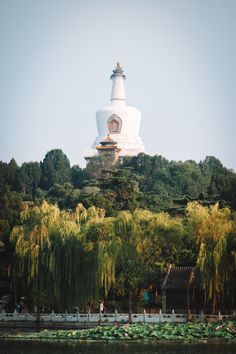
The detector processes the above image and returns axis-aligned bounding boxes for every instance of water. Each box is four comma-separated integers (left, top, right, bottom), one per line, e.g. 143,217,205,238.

1,341,236,354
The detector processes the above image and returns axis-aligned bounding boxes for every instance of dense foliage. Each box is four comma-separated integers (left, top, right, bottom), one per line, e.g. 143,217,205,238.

8,201,236,312
0,150,236,312
1,151,236,226
10,202,116,311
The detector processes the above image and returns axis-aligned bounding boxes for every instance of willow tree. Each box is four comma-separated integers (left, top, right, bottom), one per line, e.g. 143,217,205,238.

145,211,184,270
112,209,185,316
228,214,236,307
10,201,58,312
113,209,154,318
82,217,120,299
186,202,233,311
10,201,115,312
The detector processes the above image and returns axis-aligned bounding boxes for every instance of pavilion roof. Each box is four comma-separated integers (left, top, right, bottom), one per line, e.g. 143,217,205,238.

161,266,200,290
100,135,117,145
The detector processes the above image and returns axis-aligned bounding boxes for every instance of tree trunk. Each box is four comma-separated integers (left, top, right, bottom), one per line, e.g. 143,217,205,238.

37,251,41,327
128,289,132,323
187,288,190,321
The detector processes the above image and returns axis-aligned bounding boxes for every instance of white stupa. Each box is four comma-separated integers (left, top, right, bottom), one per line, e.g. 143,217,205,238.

85,63,145,158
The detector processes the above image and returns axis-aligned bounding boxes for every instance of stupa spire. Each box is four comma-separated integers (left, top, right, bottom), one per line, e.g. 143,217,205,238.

110,62,126,104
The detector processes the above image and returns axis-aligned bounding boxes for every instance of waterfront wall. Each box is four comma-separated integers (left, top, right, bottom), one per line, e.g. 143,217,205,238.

0,309,235,329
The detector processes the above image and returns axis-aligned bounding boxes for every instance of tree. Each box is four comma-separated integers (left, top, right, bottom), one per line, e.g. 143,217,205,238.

168,160,207,197
47,182,73,206
144,212,185,268
99,168,141,211
61,189,81,209
40,149,70,189
85,155,119,181
114,210,147,320
10,201,117,311
19,162,41,196
0,161,7,187
186,202,233,311
82,216,120,299
0,184,22,244
5,159,21,191
70,165,85,189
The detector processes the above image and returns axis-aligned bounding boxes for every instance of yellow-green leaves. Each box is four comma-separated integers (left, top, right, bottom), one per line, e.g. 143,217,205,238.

186,202,233,311
10,200,236,312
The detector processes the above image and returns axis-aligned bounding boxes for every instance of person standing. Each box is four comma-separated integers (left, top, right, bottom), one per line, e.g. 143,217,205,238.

99,300,106,313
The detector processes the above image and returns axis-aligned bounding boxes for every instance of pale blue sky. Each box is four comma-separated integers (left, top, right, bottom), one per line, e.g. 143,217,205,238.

0,0,235,170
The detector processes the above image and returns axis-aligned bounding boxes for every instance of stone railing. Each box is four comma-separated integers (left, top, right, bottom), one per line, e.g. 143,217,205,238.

0,309,235,324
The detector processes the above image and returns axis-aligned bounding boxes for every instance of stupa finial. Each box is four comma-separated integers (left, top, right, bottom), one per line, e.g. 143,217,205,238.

110,62,126,80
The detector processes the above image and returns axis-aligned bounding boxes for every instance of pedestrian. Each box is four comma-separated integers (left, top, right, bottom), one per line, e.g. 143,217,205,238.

99,300,106,313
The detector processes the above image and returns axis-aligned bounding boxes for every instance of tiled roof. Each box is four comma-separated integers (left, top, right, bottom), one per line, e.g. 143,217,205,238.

100,135,117,145
96,145,117,150
161,266,198,290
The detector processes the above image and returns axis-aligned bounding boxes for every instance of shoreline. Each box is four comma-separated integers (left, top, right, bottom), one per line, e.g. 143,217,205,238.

0,337,235,344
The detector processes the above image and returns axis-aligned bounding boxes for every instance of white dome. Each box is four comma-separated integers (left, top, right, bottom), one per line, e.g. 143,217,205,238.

90,63,145,157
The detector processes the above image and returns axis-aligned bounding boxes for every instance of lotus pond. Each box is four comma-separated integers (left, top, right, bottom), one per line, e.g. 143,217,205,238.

3,322,236,341
1,322,236,354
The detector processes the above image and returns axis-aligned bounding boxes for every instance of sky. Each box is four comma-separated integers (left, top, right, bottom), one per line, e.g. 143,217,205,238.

0,0,235,170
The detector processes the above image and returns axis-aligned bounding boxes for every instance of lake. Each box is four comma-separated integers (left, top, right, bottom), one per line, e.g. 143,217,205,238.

1,341,236,354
